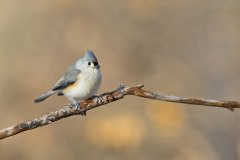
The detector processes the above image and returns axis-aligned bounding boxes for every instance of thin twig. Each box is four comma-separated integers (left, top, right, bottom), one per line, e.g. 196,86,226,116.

0,84,239,140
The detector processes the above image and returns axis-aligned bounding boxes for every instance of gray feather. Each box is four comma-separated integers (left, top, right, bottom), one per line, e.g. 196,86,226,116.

34,90,57,103
84,50,98,63
52,64,81,91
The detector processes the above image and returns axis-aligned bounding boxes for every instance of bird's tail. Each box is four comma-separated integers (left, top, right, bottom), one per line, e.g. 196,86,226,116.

34,90,57,103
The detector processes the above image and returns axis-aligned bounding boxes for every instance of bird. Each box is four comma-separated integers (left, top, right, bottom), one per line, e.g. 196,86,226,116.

34,50,102,114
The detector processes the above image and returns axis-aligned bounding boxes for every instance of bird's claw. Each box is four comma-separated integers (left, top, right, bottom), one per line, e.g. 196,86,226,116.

73,102,86,116
88,95,98,99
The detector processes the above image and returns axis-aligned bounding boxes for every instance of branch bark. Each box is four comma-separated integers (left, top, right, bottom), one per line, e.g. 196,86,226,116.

1,84,240,140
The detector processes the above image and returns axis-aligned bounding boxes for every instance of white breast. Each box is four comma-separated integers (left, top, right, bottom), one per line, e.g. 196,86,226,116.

63,69,102,102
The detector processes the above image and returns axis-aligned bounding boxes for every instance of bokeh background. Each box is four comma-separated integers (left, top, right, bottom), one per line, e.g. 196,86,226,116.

0,0,240,159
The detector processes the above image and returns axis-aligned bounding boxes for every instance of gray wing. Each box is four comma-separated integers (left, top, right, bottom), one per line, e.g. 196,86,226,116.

52,64,81,91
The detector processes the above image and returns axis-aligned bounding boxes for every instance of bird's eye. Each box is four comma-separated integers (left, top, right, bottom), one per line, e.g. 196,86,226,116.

93,62,98,66
88,62,91,66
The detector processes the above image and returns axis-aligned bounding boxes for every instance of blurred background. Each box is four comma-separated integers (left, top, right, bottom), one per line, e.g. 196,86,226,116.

0,0,240,159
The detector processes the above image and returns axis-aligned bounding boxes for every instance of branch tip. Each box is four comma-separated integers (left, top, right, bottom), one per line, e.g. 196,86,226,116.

228,107,235,112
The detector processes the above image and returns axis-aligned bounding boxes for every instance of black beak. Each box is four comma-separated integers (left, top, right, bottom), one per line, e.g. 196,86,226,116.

95,65,100,69
93,62,100,69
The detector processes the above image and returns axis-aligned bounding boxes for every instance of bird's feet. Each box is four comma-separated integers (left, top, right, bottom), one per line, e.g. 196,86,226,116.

87,95,98,100
87,95,102,104
73,102,86,116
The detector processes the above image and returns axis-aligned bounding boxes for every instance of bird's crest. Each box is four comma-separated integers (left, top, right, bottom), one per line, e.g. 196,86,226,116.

84,49,98,63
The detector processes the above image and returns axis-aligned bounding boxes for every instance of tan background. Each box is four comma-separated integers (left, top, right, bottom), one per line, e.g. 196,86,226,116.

1,0,240,159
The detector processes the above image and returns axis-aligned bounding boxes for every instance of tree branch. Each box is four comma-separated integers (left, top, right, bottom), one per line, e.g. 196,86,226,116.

1,84,240,140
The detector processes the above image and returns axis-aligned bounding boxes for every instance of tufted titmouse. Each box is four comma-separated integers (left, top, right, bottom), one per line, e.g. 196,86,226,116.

34,50,102,113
